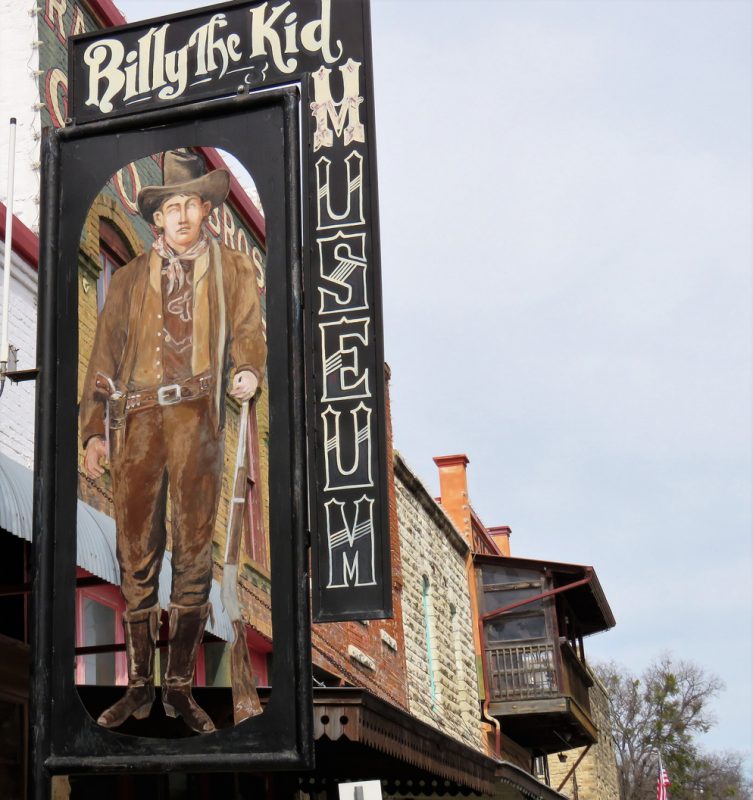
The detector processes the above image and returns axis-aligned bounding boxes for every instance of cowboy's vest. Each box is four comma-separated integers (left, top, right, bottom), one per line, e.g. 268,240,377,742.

130,248,212,390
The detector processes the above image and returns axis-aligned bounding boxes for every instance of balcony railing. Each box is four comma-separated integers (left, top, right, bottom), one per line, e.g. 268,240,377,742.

558,641,592,712
486,642,558,700
485,641,593,712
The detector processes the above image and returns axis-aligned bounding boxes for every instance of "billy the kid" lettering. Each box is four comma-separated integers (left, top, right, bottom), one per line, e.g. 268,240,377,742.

83,0,344,113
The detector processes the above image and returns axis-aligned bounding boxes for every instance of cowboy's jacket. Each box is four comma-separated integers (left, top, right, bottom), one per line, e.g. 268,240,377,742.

80,239,266,446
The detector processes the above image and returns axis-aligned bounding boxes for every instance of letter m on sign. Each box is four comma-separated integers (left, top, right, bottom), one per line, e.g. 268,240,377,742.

311,60,366,151
325,496,376,588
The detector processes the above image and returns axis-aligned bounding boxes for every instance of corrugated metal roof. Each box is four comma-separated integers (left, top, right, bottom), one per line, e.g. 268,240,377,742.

77,501,120,584
0,450,233,642
0,451,33,542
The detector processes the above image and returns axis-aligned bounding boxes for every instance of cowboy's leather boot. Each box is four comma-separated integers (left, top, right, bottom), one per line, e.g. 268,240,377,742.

97,604,159,728
162,603,216,734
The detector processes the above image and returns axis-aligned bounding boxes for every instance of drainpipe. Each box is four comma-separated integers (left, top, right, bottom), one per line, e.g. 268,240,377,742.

478,567,594,758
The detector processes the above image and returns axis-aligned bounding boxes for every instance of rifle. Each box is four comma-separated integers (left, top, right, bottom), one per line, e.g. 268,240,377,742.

220,399,263,723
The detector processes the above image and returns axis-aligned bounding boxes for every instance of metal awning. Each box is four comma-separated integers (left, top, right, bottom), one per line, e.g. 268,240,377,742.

495,762,569,800
0,450,233,642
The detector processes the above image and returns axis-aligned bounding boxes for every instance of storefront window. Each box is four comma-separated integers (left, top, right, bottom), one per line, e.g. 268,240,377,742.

74,584,126,687
79,597,116,685
97,219,132,311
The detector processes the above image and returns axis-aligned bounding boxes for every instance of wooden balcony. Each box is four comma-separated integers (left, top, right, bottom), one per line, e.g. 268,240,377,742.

485,640,597,753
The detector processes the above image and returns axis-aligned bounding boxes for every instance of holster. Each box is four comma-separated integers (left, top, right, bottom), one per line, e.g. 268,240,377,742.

95,372,127,463
108,392,127,462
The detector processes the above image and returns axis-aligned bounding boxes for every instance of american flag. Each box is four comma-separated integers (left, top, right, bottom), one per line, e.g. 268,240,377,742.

657,755,671,800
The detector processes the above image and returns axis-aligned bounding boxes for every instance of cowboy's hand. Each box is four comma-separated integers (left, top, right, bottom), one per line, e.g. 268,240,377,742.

230,370,258,402
83,436,109,479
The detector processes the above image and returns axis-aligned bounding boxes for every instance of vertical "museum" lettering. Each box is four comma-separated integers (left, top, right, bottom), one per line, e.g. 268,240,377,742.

311,58,376,590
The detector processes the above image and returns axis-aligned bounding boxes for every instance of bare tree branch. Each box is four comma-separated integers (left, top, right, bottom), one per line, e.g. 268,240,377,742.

594,656,748,800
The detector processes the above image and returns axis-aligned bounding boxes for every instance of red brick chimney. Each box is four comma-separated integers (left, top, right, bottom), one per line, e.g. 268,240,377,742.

488,525,512,557
433,454,472,547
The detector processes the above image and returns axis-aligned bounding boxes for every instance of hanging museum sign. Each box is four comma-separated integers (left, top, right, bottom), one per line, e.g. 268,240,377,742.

68,0,393,635
32,0,390,780
71,0,391,623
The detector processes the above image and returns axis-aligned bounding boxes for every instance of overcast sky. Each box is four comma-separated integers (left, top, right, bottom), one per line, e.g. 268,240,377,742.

119,0,753,772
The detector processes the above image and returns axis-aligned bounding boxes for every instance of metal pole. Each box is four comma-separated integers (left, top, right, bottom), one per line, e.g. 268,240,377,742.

556,744,591,793
30,125,58,800
479,568,594,623
1,117,17,367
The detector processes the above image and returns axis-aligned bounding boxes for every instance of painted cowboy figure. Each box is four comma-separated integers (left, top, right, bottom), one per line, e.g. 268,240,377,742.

80,150,266,733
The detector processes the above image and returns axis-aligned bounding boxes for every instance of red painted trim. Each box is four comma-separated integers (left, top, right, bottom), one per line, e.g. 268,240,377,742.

202,148,267,246
85,0,127,27
83,1,267,247
0,202,39,269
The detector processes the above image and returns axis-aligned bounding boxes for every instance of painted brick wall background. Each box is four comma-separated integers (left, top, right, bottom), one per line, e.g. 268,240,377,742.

548,673,620,800
395,452,483,752
0,249,38,467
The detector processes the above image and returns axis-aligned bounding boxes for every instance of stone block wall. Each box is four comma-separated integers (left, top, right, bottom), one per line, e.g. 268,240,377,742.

547,672,620,800
395,452,483,751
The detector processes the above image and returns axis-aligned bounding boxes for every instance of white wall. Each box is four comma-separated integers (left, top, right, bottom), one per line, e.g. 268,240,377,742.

0,0,41,232
0,243,38,467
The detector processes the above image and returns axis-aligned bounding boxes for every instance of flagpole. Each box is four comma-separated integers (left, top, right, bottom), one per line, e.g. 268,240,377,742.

658,751,664,800
657,751,670,800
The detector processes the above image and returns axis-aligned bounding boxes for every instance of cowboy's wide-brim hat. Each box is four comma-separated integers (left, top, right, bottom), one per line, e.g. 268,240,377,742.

137,150,230,224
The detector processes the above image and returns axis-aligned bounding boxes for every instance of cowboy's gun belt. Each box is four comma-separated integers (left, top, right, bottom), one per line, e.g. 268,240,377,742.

125,373,212,413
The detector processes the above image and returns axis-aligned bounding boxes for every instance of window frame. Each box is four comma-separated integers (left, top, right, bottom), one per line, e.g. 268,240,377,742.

96,218,134,311
74,577,127,687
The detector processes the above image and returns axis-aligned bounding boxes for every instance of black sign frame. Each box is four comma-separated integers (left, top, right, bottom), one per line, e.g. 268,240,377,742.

67,0,393,623
31,87,313,783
